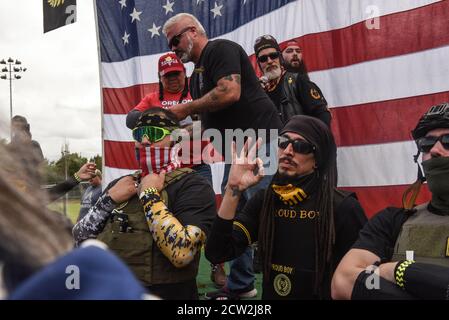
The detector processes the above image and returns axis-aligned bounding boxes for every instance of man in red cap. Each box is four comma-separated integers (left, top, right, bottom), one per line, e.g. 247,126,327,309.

280,40,309,78
126,52,213,202
127,52,193,128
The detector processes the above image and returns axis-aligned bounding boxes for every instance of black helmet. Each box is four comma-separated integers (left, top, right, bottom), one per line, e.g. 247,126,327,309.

411,102,449,140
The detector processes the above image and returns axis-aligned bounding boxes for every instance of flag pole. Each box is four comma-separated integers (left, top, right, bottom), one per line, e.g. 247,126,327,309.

92,0,105,190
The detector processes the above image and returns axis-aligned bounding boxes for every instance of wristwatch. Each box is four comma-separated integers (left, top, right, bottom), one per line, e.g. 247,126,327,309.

139,187,159,199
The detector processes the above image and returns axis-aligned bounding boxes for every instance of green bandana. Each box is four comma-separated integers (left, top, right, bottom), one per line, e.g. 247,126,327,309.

422,157,449,213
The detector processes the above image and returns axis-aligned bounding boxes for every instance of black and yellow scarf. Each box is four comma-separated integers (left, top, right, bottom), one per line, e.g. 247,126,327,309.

270,172,319,206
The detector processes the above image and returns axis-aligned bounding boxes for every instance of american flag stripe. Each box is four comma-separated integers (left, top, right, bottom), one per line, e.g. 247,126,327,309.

332,92,449,147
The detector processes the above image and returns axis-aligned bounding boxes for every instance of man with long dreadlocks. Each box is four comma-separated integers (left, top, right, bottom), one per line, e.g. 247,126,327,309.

332,103,449,300
205,115,367,299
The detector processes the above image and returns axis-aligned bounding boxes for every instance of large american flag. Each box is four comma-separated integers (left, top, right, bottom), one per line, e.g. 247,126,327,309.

96,0,449,217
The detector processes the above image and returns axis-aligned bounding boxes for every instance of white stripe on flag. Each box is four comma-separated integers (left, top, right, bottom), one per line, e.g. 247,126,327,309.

104,140,421,189
100,0,439,88
337,140,420,187
312,45,449,108
102,167,136,191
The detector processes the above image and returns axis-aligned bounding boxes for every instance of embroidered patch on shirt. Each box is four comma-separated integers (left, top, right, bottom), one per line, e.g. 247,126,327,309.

310,88,321,99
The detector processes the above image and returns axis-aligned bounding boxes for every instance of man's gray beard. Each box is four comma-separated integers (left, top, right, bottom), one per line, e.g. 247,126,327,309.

180,36,194,63
264,66,282,81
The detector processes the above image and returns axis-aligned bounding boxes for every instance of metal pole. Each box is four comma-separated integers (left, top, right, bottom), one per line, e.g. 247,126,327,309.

9,62,13,140
63,141,68,216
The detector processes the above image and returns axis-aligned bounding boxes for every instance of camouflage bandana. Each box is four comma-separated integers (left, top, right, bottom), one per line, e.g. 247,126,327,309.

135,114,179,131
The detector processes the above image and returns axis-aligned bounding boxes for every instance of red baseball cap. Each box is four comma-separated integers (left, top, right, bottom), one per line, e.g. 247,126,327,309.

280,40,301,52
158,52,185,76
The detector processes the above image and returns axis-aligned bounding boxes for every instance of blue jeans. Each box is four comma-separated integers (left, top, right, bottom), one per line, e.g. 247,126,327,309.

220,141,277,291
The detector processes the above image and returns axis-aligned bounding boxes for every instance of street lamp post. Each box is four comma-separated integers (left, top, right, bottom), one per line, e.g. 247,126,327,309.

1,57,27,139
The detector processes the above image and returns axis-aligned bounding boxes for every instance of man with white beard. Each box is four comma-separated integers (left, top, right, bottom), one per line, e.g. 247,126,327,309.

254,35,331,126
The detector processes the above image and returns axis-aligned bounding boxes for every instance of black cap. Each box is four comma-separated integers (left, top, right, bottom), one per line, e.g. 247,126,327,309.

135,108,180,130
280,115,336,170
254,34,281,57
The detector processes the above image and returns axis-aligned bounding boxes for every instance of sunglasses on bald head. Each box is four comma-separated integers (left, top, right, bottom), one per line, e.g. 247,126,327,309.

416,133,449,153
257,51,280,63
278,135,315,154
168,26,194,49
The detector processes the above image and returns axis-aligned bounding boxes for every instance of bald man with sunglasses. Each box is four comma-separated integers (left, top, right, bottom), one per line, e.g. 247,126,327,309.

332,103,449,300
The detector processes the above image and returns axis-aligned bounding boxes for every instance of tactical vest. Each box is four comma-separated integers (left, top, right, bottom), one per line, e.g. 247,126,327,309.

279,71,305,124
392,203,449,267
97,168,200,286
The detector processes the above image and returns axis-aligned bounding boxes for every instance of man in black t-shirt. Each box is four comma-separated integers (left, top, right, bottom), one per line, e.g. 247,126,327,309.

162,13,283,298
254,35,330,126
205,115,367,299
332,102,449,300
162,14,282,146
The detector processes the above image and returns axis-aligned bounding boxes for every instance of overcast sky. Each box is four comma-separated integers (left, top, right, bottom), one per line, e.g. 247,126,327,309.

0,1,101,161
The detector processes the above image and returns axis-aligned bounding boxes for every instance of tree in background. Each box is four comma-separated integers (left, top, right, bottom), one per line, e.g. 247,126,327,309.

43,153,102,185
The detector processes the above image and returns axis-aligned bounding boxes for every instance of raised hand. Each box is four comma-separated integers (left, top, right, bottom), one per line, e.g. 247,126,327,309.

138,170,166,194
76,162,96,181
108,176,138,203
226,137,265,192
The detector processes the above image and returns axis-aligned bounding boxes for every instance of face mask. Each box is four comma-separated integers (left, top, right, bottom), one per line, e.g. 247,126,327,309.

139,144,181,176
422,157,449,211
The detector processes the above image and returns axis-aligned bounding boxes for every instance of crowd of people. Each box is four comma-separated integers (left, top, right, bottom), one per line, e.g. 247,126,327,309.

1,12,449,300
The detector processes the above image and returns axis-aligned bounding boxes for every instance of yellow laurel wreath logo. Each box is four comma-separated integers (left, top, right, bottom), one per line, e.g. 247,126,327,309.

273,273,292,297
48,0,65,8
310,88,321,100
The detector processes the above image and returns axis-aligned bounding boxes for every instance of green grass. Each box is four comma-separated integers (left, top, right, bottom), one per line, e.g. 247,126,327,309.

48,198,263,299
197,251,263,300
48,199,80,224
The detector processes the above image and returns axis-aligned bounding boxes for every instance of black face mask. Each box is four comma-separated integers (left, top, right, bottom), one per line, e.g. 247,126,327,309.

422,157,449,212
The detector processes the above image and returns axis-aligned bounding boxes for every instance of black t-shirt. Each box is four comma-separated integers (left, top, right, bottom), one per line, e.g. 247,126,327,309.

352,207,413,260
205,188,367,299
189,39,282,139
163,171,217,237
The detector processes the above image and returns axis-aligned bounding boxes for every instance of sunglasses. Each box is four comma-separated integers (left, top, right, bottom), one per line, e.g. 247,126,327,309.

132,126,172,143
168,26,193,49
278,135,315,154
258,51,280,63
416,133,449,153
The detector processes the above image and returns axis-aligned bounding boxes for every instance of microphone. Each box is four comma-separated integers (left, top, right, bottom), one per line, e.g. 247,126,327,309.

259,75,269,84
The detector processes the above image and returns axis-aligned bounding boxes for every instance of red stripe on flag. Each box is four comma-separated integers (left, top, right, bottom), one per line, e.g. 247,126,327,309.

103,83,159,114
284,1,449,72
342,184,431,218
104,140,222,169
331,91,449,147
104,140,139,169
